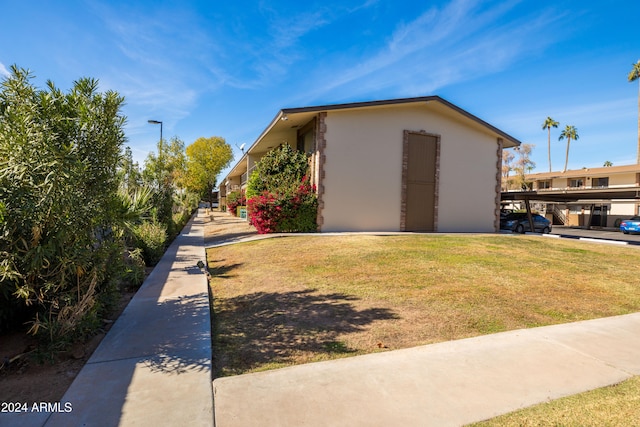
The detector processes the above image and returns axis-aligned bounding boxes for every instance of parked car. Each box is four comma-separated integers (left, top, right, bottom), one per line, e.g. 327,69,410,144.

620,216,640,234
500,212,552,234
500,209,514,220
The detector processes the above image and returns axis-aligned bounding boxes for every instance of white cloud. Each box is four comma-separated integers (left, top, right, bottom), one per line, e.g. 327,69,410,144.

87,3,208,129
0,62,10,78
206,1,381,91
301,0,565,102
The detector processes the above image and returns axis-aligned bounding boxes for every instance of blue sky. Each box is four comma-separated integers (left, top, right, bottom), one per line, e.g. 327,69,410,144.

1,0,639,176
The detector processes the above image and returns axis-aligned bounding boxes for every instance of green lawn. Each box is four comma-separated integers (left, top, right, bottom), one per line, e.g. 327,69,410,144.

207,234,640,377
207,234,640,422
469,376,640,426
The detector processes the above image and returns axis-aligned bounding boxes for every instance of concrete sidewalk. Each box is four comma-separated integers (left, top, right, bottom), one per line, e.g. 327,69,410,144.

4,208,213,427
213,313,640,427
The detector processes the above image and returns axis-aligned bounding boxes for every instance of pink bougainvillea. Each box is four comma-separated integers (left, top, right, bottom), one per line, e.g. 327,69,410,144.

248,176,317,234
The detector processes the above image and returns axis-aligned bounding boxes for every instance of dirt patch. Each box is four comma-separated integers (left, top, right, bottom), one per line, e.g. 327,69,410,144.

0,291,134,403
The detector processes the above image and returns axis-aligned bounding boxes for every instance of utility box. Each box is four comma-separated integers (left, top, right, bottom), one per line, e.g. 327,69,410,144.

238,207,247,219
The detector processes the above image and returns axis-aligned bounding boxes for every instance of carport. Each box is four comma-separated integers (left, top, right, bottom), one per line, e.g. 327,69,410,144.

501,187,640,232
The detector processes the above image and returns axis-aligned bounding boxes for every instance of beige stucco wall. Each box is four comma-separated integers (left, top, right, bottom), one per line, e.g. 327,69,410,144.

609,203,635,216
549,177,564,188
320,104,499,232
608,172,636,187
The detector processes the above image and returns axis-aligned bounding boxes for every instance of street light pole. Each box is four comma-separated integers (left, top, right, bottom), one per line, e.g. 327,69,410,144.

148,119,163,143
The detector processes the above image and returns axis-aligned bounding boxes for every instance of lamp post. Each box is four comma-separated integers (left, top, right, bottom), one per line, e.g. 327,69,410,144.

148,119,163,143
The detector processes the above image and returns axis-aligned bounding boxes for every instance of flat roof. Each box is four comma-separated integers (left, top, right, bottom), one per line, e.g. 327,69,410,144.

502,187,640,203
527,164,640,180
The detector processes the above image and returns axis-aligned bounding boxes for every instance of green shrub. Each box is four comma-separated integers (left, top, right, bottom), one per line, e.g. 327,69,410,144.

277,196,318,233
245,170,262,199
134,221,167,266
173,211,190,230
227,191,245,216
246,144,309,198
0,67,126,344
246,144,317,234
122,248,146,289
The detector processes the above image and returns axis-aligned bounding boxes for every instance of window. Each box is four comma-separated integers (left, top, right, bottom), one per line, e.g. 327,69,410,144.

569,178,584,188
592,177,609,188
537,180,551,189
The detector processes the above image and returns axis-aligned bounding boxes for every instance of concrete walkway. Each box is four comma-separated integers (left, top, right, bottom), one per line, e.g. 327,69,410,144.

213,313,640,426
4,208,213,427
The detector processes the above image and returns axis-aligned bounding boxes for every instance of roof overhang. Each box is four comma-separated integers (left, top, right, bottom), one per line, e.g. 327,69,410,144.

277,96,522,148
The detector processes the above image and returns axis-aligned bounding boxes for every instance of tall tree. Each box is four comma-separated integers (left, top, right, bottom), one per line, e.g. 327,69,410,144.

143,136,186,191
559,125,579,173
513,144,535,190
501,150,515,191
542,117,559,172
117,146,142,191
143,136,187,225
185,136,233,208
628,60,640,164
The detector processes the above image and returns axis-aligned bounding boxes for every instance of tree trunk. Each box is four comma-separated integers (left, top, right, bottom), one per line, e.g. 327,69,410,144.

637,81,640,164
563,138,571,173
548,128,552,172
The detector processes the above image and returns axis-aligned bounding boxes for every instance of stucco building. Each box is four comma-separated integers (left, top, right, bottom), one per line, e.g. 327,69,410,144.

220,96,521,233
522,165,640,227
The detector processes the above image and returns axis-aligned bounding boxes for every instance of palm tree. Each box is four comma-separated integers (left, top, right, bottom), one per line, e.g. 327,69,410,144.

628,60,640,164
559,125,579,173
603,160,613,167
542,117,559,172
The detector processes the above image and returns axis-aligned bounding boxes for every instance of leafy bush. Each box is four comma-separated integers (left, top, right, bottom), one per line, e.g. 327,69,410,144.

0,66,126,342
173,210,191,231
122,248,146,289
246,144,309,198
171,190,198,232
227,191,245,216
133,221,167,266
247,192,280,233
245,169,263,199
248,176,317,234
246,144,317,234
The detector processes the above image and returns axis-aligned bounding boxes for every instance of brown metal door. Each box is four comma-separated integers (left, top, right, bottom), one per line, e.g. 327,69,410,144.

405,133,436,231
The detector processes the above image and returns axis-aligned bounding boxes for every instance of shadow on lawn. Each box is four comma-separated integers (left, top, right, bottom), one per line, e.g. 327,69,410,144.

212,289,398,377
207,261,243,279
